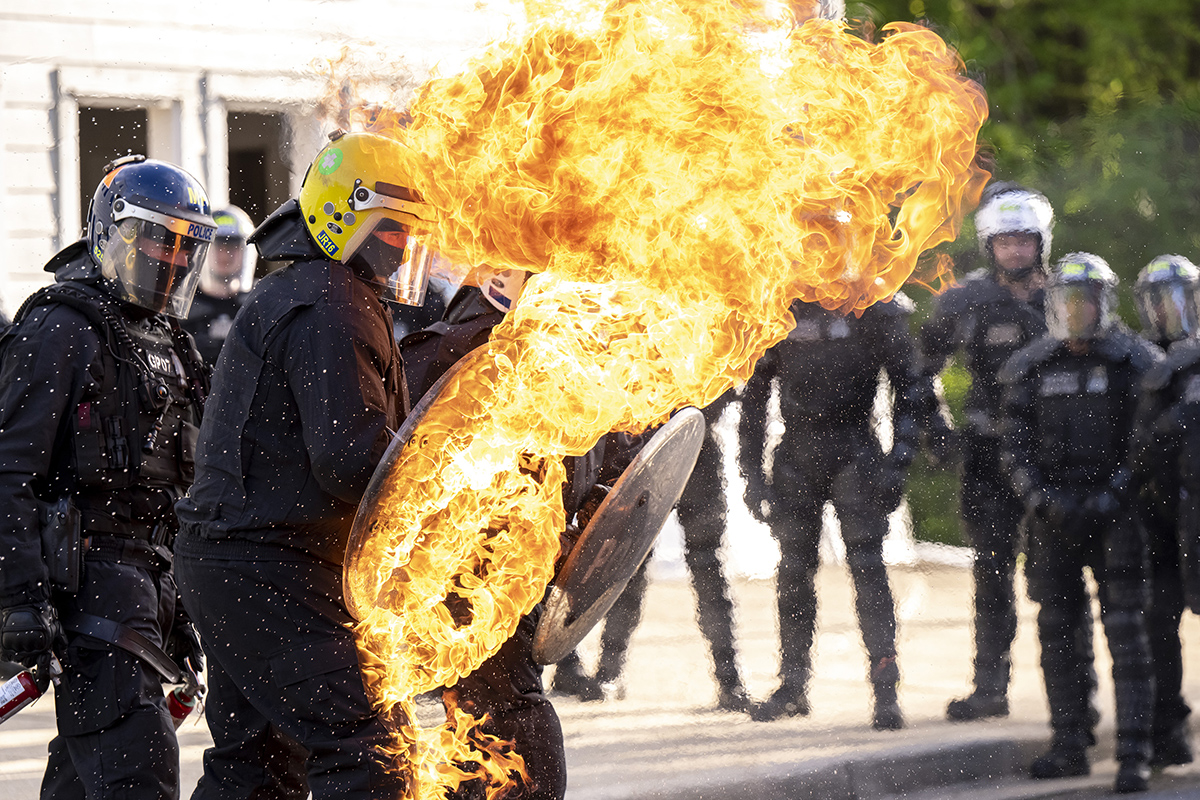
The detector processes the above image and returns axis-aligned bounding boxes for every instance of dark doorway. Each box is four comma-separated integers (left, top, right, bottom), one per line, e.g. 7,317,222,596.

227,112,291,254
78,106,148,232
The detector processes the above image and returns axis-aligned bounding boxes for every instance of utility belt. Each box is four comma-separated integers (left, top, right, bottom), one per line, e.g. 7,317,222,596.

39,496,175,594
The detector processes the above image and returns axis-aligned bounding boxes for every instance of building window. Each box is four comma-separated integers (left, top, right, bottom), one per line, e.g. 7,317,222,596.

77,106,148,232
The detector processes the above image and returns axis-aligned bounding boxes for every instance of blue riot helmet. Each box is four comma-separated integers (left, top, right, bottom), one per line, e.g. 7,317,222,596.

200,205,257,299
86,155,216,318
1135,254,1200,344
1045,252,1119,342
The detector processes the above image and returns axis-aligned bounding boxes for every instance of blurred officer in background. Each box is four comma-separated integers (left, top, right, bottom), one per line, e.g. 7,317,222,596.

0,155,212,799
553,389,747,713
1131,254,1200,767
920,182,1053,722
175,131,429,799
740,293,941,730
1000,253,1159,793
183,205,256,366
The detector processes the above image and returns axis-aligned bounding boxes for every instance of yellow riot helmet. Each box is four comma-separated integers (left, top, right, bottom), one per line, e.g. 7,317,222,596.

298,131,434,305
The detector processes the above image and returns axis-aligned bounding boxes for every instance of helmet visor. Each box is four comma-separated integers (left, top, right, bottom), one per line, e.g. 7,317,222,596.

100,218,208,317
200,238,256,298
1136,283,1198,342
352,219,432,306
1048,284,1106,341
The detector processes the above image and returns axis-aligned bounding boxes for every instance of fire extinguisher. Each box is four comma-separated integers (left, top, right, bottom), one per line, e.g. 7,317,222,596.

0,657,61,725
167,655,205,729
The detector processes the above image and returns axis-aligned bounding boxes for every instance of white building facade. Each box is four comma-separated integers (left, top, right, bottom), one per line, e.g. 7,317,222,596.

0,0,504,314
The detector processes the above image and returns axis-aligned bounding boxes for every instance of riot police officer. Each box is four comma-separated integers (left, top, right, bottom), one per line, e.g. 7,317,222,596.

1132,254,1200,767
183,204,256,366
0,156,213,799
920,182,1053,721
1000,253,1159,793
740,293,936,730
175,131,429,799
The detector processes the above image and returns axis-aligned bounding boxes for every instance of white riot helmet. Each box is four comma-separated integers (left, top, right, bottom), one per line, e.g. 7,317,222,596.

975,182,1055,277
1046,252,1119,342
200,205,257,298
1135,254,1200,344
471,266,528,313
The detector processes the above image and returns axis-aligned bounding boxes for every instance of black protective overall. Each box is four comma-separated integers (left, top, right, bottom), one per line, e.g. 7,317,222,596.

0,247,203,800
1001,330,1159,761
175,219,407,800
919,269,1047,698
740,297,932,699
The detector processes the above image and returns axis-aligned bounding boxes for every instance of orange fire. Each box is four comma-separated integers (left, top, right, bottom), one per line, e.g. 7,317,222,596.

340,1,987,797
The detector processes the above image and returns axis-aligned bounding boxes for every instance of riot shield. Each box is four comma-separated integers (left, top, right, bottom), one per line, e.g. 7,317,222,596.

532,406,705,665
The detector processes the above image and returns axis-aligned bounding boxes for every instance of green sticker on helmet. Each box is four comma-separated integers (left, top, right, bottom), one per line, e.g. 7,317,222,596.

317,149,343,175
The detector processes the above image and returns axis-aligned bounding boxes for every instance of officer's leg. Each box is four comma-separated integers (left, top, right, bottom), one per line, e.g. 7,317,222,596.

677,436,745,705
448,608,566,800
594,558,649,693
1096,514,1154,791
948,442,1021,720
46,705,179,800
40,736,85,800
176,554,406,800
191,651,310,800
748,458,824,721
1144,515,1192,765
1027,527,1093,779
40,554,179,800
833,459,902,731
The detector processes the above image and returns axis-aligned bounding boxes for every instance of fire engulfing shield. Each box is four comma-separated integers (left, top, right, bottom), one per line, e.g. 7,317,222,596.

343,344,494,621
532,406,705,665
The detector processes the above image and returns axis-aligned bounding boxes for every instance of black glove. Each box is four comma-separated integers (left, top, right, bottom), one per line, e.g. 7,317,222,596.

1081,489,1121,521
166,619,205,680
871,443,914,513
1025,487,1078,529
743,479,775,523
923,425,959,468
1,603,62,691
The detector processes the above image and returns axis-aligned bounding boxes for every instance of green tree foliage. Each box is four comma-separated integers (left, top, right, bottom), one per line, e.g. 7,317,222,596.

852,0,1200,284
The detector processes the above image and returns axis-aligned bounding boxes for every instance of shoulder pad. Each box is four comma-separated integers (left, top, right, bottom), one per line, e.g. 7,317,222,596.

997,334,1060,384
1097,326,1163,372
249,199,325,262
875,291,915,316
1146,338,1200,391
43,240,100,282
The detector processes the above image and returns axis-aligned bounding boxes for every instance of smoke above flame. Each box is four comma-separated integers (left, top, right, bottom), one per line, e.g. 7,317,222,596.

338,0,988,796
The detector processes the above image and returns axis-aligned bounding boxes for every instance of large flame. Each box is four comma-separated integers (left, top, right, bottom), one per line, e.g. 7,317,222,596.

343,1,988,797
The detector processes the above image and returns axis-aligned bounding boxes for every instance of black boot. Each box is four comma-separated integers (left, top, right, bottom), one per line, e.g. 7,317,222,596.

1029,742,1089,779
946,691,1009,721
715,681,750,713
1151,723,1194,767
871,656,904,731
551,653,604,702
749,682,809,721
1114,758,1150,794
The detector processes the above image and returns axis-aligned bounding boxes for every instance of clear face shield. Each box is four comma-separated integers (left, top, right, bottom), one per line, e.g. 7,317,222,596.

349,217,433,306
99,208,212,318
1047,283,1108,341
1136,283,1199,343
199,238,256,299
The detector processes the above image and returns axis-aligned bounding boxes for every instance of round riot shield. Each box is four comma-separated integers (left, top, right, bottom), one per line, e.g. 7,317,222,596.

343,345,493,620
532,406,706,665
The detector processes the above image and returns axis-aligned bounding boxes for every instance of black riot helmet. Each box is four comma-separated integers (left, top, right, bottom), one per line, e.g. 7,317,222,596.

1135,254,1200,345
86,155,216,318
1045,252,1119,342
